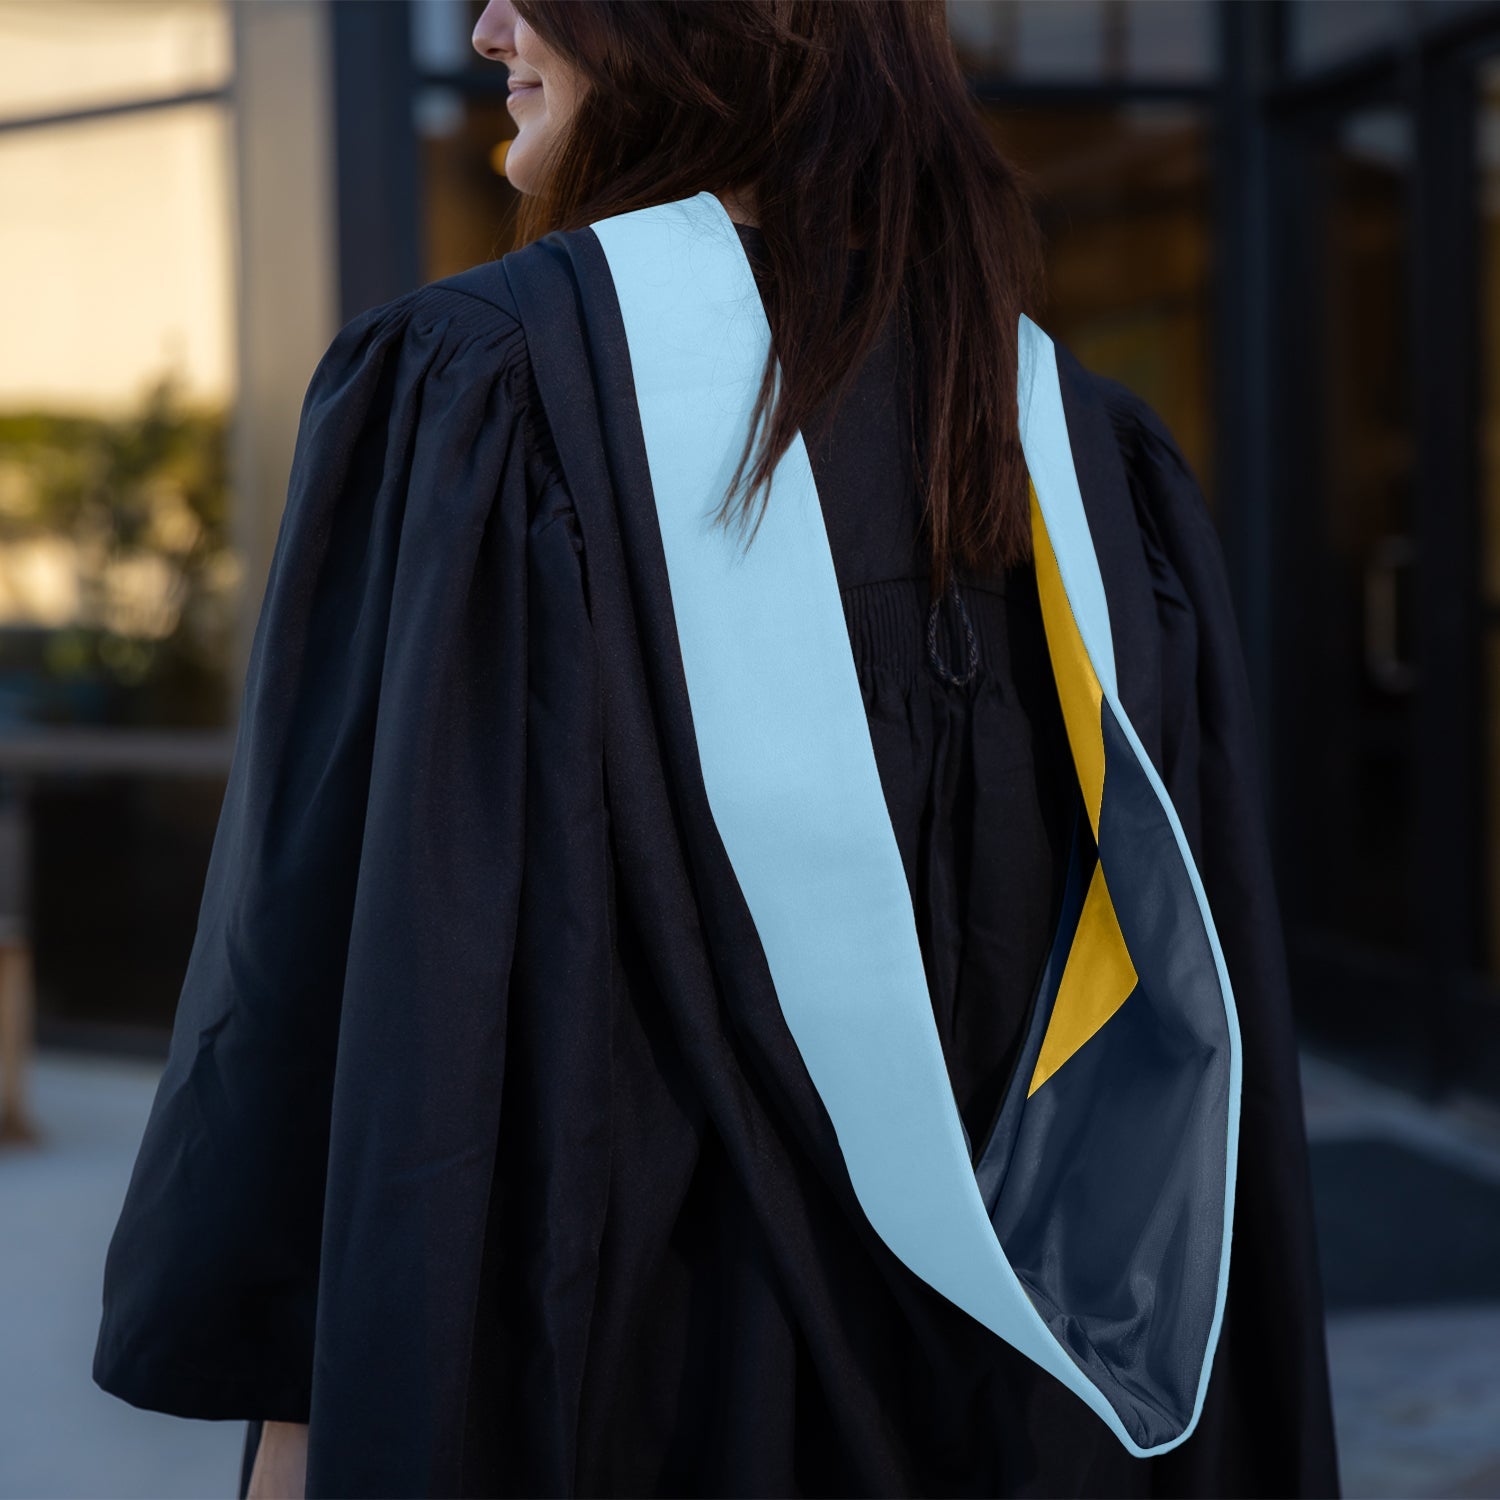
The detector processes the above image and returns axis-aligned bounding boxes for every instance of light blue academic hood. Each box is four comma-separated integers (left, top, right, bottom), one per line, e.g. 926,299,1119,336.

588,189,1242,1457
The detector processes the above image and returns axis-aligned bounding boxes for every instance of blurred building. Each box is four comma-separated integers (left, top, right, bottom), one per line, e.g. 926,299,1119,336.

1,0,1497,1104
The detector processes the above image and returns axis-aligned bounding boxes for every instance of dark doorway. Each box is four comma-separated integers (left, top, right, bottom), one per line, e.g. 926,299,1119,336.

1274,32,1500,1103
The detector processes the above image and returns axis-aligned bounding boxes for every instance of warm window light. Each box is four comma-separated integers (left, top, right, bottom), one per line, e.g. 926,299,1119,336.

490,138,510,176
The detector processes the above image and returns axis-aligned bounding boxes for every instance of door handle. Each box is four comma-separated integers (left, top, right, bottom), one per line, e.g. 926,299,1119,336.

1363,533,1416,694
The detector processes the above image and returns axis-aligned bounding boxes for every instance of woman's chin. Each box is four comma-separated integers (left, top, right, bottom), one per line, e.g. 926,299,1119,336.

502,134,547,195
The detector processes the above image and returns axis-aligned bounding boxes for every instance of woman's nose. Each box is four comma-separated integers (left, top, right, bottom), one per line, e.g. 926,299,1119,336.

472,0,516,62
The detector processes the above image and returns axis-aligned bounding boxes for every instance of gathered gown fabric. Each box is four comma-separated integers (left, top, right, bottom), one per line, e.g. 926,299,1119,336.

95,223,1340,1500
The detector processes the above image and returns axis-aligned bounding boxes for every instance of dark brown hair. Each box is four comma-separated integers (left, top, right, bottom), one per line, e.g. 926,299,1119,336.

511,0,1046,594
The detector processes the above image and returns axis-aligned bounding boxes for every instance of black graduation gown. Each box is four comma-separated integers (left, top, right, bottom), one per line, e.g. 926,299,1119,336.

92,217,1340,1499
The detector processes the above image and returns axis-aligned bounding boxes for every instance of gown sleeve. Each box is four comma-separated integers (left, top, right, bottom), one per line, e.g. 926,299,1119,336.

1094,375,1342,1497
91,282,582,1431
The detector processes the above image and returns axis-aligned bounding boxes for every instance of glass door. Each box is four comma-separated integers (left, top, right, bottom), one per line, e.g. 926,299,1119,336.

1274,96,1434,1084
1279,41,1500,1102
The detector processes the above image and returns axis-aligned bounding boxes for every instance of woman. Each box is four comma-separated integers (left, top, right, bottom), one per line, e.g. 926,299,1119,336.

93,3,1340,1497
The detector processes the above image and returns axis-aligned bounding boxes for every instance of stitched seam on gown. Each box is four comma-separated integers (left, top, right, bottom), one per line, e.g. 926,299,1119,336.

415,281,529,340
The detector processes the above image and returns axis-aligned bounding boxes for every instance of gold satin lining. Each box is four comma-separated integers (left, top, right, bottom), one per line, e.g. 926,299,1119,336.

1029,484,1105,837
1027,482,1138,1095
1029,861,1137,1094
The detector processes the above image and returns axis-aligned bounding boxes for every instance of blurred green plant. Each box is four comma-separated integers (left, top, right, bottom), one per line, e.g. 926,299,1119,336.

0,369,238,729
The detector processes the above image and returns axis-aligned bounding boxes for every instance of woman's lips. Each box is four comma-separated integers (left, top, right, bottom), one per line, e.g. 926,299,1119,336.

507,82,541,106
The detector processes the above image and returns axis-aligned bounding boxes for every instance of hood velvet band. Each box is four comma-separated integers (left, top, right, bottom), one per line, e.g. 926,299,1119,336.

588,190,1242,1456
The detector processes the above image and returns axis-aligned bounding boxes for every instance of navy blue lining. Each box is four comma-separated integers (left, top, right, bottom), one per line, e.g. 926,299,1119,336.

978,699,1232,1449
973,793,1090,1200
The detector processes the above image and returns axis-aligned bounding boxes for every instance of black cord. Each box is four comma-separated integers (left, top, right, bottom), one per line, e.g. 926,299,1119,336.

925,574,979,686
